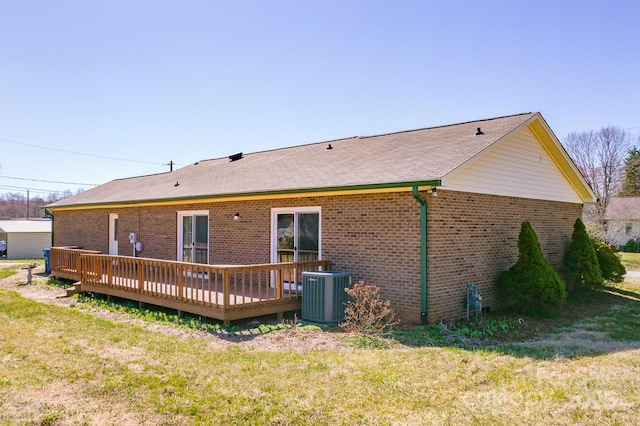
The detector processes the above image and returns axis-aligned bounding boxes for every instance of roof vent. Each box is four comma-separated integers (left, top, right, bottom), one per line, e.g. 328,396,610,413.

228,152,243,162
326,144,333,150
475,127,484,135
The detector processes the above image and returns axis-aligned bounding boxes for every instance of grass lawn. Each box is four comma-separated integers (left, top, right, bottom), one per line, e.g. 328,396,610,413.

1,271,640,424
619,251,640,271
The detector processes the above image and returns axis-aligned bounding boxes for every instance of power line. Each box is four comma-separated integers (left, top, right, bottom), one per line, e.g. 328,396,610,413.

0,184,63,194
0,136,164,165
0,175,98,186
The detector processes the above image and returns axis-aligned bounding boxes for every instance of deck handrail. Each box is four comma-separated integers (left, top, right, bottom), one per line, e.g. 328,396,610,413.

79,254,330,310
50,247,102,281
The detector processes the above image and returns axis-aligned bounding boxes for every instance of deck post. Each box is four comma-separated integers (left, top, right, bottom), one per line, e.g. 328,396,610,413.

107,257,113,286
178,264,184,301
137,259,144,294
223,270,230,310
275,268,283,300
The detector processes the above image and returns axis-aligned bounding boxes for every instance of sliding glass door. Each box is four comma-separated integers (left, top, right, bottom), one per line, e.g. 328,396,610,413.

272,208,321,263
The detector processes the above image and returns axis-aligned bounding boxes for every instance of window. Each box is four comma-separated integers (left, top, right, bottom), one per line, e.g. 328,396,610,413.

626,223,633,236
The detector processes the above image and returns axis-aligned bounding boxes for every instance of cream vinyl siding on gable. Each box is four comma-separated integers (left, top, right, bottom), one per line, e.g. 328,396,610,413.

443,127,582,203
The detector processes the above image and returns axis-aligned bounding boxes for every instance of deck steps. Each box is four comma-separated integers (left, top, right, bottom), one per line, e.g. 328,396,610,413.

65,282,82,297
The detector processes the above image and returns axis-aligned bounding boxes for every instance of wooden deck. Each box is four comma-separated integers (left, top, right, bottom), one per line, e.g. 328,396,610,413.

50,247,330,323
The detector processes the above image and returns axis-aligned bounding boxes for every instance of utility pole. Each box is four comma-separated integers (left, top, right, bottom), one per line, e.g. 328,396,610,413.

166,161,174,172
26,189,29,220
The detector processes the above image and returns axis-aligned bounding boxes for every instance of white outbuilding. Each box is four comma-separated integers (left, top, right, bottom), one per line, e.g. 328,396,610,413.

0,219,52,259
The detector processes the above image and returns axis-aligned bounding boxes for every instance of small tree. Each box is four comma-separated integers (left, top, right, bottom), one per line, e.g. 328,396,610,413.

341,281,399,335
499,221,566,310
564,126,631,241
591,238,626,283
619,147,640,196
562,219,604,292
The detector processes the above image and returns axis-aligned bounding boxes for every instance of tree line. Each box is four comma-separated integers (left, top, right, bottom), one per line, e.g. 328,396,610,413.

0,190,75,220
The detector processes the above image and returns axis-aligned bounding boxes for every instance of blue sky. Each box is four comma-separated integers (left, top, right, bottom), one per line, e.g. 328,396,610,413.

1,0,639,197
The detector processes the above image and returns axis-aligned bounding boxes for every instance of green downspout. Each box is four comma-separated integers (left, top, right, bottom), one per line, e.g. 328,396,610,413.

44,209,54,247
412,186,428,325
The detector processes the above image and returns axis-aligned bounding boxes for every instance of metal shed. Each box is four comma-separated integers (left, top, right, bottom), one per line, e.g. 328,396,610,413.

0,220,52,259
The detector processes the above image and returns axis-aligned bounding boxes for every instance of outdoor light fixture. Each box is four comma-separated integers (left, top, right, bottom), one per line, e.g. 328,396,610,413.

233,212,240,220
431,187,438,197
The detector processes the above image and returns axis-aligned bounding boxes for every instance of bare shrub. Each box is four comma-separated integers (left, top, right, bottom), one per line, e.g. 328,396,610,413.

341,281,399,335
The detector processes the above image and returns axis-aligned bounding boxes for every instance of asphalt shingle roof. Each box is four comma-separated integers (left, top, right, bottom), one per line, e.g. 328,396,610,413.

48,112,537,208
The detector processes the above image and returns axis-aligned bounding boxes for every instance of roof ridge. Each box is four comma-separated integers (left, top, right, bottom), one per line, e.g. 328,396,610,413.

358,112,535,140
195,112,536,163
109,170,173,183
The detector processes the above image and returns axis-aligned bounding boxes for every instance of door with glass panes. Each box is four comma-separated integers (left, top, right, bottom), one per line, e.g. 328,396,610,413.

178,211,209,264
272,208,320,264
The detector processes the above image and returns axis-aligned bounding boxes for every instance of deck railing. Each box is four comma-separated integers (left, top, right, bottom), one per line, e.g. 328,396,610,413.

50,247,102,281
81,254,329,308
50,247,331,322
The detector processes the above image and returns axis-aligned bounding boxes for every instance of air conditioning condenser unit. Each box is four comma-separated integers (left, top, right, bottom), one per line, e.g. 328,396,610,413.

301,271,352,323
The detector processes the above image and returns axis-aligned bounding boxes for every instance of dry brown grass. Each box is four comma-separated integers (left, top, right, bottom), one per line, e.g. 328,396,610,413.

1,263,639,425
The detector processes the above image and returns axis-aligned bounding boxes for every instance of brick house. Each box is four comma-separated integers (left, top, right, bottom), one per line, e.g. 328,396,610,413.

46,112,595,323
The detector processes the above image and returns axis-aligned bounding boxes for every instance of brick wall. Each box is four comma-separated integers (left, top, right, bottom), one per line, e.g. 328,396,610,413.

54,210,108,252
426,190,581,323
53,189,581,324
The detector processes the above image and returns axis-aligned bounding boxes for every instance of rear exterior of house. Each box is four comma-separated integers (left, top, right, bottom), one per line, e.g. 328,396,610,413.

47,113,595,323
0,220,52,259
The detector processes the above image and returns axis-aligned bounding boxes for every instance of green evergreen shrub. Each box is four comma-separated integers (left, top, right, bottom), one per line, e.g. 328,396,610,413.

592,238,626,283
562,219,604,292
499,221,566,310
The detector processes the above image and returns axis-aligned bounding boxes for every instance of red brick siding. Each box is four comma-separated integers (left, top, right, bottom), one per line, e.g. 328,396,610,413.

427,190,580,323
53,189,580,323
54,210,109,252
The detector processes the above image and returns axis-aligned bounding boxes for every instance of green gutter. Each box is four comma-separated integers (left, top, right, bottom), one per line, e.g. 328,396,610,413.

412,185,431,325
